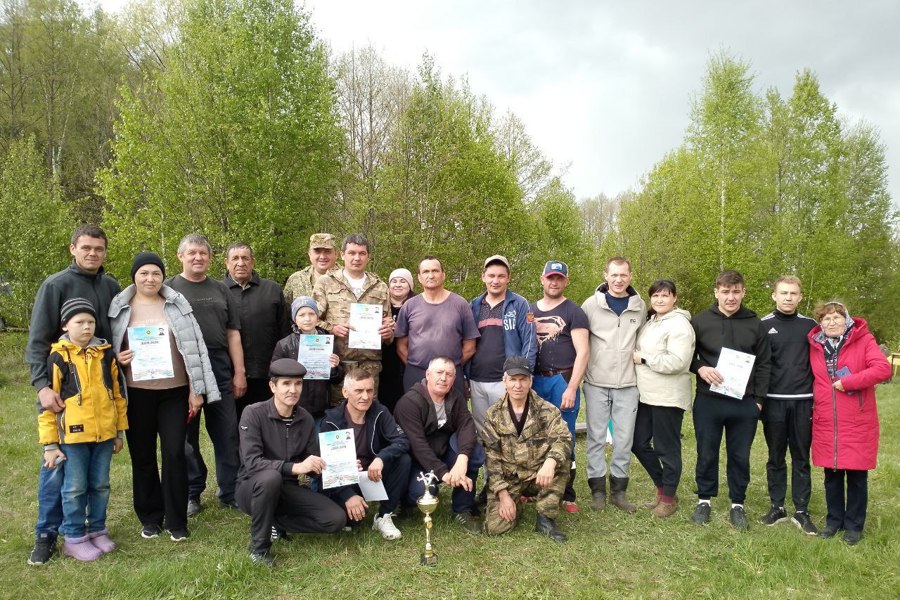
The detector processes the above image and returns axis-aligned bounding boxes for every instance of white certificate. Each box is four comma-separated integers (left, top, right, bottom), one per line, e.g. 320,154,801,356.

297,335,334,380
348,303,383,350
127,326,174,381
710,347,756,399
319,429,359,489
357,473,388,501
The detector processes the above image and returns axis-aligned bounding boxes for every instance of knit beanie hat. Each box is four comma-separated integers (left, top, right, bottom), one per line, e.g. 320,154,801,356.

60,297,97,325
291,296,319,321
388,268,414,292
131,252,166,282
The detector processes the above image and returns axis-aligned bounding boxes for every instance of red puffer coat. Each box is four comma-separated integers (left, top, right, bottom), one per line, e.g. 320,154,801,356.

808,317,890,471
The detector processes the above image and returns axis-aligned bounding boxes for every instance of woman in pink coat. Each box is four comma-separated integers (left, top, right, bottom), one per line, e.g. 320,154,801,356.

808,302,890,545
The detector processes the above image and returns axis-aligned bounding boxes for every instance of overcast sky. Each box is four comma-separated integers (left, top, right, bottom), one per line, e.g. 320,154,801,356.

96,0,899,203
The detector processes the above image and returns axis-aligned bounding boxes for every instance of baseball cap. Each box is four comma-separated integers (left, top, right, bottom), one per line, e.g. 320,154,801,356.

483,255,510,270
503,356,532,377
542,260,569,278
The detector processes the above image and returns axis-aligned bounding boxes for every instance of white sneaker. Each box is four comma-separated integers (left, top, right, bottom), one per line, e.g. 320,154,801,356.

372,513,401,540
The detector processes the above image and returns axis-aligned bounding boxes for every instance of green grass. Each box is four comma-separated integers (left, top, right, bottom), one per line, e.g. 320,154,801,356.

1,331,897,599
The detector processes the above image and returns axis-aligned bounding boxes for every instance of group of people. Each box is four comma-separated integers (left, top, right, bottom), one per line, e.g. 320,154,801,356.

26,226,890,568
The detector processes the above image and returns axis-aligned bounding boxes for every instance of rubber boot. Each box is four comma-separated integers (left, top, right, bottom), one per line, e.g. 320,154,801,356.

534,514,567,543
609,476,637,513
88,529,117,553
62,535,102,562
588,477,606,511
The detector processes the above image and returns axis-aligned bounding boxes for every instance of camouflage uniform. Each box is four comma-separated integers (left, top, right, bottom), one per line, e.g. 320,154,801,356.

284,266,338,305
313,270,390,403
482,390,572,535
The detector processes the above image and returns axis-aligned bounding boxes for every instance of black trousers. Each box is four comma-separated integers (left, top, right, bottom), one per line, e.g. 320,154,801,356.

236,377,271,422
693,392,759,503
236,471,346,553
126,385,190,532
632,403,684,497
823,468,868,532
185,348,240,504
328,453,411,520
762,398,812,511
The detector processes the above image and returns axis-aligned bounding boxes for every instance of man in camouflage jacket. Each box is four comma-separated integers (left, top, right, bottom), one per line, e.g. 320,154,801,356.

283,233,338,304
481,356,571,542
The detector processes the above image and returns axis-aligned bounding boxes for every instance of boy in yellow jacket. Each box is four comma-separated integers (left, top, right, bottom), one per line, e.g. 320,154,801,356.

39,298,127,562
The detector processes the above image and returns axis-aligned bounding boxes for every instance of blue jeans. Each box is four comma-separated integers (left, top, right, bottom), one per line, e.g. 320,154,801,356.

406,433,485,513
59,440,115,537
35,458,66,543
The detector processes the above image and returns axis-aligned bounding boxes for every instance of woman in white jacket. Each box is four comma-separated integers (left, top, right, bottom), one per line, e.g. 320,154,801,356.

631,280,695,517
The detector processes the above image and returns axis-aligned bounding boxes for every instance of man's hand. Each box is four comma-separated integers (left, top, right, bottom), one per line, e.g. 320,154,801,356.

345,495,368,522
497,490,517,523
445,457,472,491
38,387,65,413
367,457,384,482
561,386,577,410
379,317,394,342
329,353,340,368
43,448,66,468
113,438,124,454
293,455,326,476
117,349,134,367
233,371,247,399
332,324,351,338
535,458,557,488
698,366,724,386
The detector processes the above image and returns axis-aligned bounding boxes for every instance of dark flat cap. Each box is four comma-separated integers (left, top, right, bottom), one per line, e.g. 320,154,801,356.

269,358,307,379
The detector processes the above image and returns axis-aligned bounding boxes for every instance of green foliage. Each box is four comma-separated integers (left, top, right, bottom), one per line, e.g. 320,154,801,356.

99,0,342,282
0,136,70,327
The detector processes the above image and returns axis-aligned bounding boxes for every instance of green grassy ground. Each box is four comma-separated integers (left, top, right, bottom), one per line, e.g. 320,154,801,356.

0,331,897,599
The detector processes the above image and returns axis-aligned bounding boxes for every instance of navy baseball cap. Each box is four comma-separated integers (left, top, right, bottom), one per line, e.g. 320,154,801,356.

542,261,569,278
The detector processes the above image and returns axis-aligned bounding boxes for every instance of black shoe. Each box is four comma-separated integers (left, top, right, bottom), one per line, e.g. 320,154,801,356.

27,537,55,566
453,511,482,535
842,530,862,546
141,524,163,539
475,486,488,508
534,514,567,543
250,550,274,567
819,525,841,539
759,505,788,526
187,498,202,518
690,503,711,525
730,506,750,531
791,511,818,536
169,529,190,542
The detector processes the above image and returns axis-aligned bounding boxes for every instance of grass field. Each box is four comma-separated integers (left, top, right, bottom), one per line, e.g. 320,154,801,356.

0,331,897,599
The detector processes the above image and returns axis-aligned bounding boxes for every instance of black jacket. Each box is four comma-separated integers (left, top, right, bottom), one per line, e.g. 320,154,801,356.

237,399,319,483
690,304,771,404
26,263,121,391
393,381,477,479
321,400,409,502
271,327,345,418
760,310,815,400
225,272,290,379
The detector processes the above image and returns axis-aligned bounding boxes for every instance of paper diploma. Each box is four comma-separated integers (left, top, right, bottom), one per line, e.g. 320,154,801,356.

357,473,388,501
710,347,756,399
319,429,359,489
297,334,334,380
348,303,383,350
127,326,175,381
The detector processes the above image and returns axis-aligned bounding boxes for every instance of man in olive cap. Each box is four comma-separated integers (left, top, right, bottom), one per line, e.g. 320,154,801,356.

236,359,346,567
283,233,338,304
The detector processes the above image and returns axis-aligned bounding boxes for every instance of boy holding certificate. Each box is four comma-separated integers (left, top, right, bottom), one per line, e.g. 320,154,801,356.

271,297,343,421
689,270,771,530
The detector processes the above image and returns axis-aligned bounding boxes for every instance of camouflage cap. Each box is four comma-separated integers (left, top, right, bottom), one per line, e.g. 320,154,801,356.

309,233,336,250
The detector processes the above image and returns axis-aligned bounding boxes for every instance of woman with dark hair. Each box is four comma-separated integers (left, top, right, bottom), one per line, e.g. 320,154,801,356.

808,301,890,545
631,280,695,517
378,268,417,413
109,253,220,541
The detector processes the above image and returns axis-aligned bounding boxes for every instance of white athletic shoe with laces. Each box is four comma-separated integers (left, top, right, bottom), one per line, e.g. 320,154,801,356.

372,513,402,540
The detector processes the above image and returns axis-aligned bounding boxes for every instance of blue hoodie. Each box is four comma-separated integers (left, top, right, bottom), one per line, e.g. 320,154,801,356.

468,290,538,372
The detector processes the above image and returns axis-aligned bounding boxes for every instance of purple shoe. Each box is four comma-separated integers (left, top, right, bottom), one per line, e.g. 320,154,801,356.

62,535,102,562
88,529,117,553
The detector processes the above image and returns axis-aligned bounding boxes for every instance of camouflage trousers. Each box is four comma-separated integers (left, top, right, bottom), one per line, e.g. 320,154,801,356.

329,360,383,407
484,467,568,535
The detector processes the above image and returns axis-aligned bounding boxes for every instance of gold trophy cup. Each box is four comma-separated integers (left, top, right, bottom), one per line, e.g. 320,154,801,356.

416,471,439,566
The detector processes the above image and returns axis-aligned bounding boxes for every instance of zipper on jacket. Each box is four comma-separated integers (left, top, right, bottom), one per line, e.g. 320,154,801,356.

831,386,838,470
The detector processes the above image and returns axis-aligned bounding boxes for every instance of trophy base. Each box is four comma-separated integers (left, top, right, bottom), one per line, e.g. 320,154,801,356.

420,552,438,567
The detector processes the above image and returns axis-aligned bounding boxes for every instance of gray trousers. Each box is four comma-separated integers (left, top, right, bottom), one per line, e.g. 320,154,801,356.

469,380,507,438
583,383,639,479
